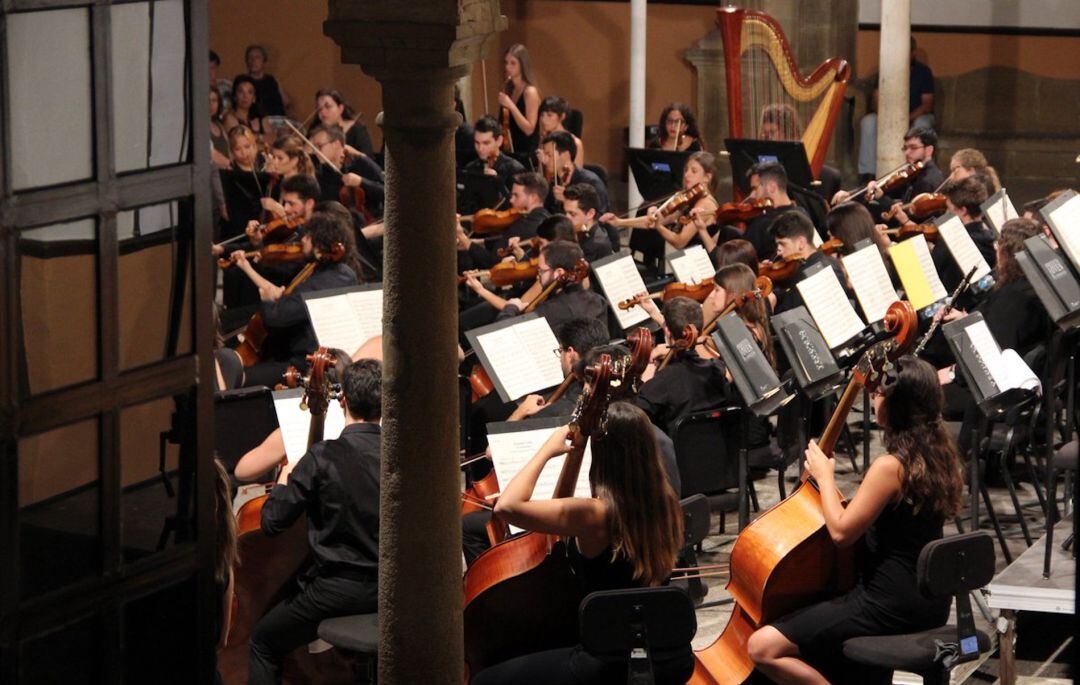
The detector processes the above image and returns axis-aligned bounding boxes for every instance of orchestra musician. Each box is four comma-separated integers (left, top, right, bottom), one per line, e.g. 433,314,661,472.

230,211,364,387
498,44,542,157
256,136,316,220
537,96,584,167
311,88,375,159
562,184,615,262
770,211,847,315
470,402,690,685
647,102,703,152
540,131,610,216
744,162,813,262
948,147,1000,194
249,360,383,685
748,356,965,685
931,176,996,296
476,172,552,264
460,116,526,214
834,126,946,214
758,103,842,203
309,124,385,218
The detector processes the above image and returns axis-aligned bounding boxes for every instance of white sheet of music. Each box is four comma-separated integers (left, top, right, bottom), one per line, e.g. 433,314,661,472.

346,289,383,348
983,189,1018,235
272,390,346,464
592,254,652,329
669,245,715,284
937,214,992,282
962,320,1008,393
841,244,898,323
305,295,365,354
796,266,866,349
1048,192,1080,271
488,424,593,535
475,317,565,401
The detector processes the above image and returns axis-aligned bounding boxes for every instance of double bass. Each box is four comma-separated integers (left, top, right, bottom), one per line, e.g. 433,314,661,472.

690,300,917,684
220,349,338,683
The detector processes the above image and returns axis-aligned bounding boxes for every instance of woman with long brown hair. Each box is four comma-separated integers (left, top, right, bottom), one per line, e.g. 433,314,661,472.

748,356,965,683
948,147,1000,194
706,262,776,370
648,102,703,152
472,401,689,684
498,43,542,156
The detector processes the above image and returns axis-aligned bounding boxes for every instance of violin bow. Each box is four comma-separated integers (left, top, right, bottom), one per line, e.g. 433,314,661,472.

284,120,343,176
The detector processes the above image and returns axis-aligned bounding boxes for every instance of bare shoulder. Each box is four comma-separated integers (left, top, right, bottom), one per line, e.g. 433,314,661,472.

866,454,904,500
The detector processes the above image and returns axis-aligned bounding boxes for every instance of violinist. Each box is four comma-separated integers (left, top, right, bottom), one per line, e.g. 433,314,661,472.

839,126,946,219
647,102,703,152
651,151,721,252
311,88,375,159
562,184,615,262
748,356,964,685
460,116,526,214
256,136,316,220
771,211,847,315
231,212,362,387
250,360,382,685
470,402,689,685
537,96,584,167
948,147,1000,194
930,177,996,296
227,124,263,174
491,172,552,257
309,124,385,219
743,162,810,262
634,297,730,437
496,240,611,334
540,131,609,216
498,44,542,157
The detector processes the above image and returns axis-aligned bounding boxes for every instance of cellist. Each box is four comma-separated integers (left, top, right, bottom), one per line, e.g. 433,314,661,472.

469,402,689,684
231,212,363,387
747,356,964,684
249,360,383,685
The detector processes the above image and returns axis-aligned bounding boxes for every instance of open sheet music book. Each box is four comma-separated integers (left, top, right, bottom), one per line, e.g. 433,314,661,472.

981,188,1018,236
465,314,565,402
590,251,653,330
889,233,948,311
935,213,992,282
1043,190,1080,273
302,284,383,356
668,245,715,284
272,388,346,464
841,243,898,323
946,315,1040,402
487,416,593,534
795,265,866,349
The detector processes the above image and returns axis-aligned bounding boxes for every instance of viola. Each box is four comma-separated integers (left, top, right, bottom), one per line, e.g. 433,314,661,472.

467,207,526,235
339,183,376,226
522,259,589,314
218,243,307,270
906,192,948,220
618,278,715,310
757,255,804,285
458,258,539,289
690,301,917,684
464,355,615,676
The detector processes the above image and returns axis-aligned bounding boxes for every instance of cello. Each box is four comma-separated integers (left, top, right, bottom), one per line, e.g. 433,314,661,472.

690,300,917,684
219,348,338,683
463,355,614,677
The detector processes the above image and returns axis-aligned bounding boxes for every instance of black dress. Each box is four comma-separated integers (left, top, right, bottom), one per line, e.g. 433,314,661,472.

506,90,538,157
771,494,948,670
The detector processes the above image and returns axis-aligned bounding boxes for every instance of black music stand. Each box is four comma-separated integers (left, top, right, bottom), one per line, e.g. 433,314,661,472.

626,148,691,200
456,168,506,215
771,306,845,402
724,138,814,196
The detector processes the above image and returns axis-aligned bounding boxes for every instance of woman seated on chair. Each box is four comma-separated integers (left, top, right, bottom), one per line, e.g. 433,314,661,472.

470,402,690,685
748,355,965,684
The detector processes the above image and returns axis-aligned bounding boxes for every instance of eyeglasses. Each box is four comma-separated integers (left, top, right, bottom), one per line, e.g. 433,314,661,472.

901,144,925,152
665,117,684,125
552,346,566,357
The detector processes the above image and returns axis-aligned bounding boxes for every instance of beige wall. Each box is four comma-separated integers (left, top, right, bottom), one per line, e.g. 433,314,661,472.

210,1,1080,182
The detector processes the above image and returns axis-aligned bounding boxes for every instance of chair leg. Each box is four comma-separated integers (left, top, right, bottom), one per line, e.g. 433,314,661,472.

747,478,760,513
1021,446,1049,518
999,447,1034,546
981,483,1014,564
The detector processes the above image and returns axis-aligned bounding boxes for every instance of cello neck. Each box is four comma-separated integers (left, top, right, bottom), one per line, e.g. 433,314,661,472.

818,375,865,457
551,432,588,500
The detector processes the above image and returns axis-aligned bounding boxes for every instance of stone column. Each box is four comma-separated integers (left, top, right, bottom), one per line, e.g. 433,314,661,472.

324,2,505,683
875,0,911,176
627,0,647,210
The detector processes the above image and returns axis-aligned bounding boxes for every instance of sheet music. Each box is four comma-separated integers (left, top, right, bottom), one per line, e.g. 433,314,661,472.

889,234,948,310
346,289,383,347
474,317,565,400
841,244,898,323
272,390,346,464
305,286,384,355
795,266,866,348
669,245,715,284
983,189,1018,235
592,254,652,329
488,423,593,535
1047,192,1080,271
962,320,1008,394
937,214,992,282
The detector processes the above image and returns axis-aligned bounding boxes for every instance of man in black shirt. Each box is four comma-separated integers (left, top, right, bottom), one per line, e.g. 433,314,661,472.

232,212,362,388
458,173,551,272
932,176,996,297
459,116,526,214
541,131,609,216
742,162,811,261
635,297,731,437
562,183,614,263
838,126,946,222
310,124,385,219
497,240,611,334
250,360,382,684
769,211,848,316
239,44,288,117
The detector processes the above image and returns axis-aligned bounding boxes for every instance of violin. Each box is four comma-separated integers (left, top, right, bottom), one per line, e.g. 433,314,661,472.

843,161,925,203
885,222,940,243
497,236,542,259
218,243,307,270
500,81,515,154
886,192,947,221
757,255,804,285
690,301,917,684
820,237,844,256
522,258,589,314
465,207,526,235
689,198,773,225
655,182,709,221
464,355,615,676
458,258,539,289
618,278,715,310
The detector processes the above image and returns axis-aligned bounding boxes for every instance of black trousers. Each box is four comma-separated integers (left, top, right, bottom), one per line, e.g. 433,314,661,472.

249,573,378,685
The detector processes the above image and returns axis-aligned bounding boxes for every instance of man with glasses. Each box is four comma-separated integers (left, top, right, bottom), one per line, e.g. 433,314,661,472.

310,124,385,218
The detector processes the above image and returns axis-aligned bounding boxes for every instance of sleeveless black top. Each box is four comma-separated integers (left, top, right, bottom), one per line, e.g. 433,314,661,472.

569,540,639,593
506,90,537,156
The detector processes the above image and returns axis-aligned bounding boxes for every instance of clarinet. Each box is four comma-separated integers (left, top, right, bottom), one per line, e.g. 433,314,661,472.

913,264,979,356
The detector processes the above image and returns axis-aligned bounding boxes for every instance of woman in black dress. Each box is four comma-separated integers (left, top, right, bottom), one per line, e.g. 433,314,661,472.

471,402,689,684
497,43,541,157
647,103,703,152
748,355,966,684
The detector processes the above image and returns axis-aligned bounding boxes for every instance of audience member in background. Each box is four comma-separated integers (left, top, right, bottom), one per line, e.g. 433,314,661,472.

239,44,289,117
210,87,232,169
209,50,233,111
226,75,266,138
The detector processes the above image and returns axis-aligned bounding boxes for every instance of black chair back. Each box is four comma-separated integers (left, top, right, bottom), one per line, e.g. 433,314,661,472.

565,108,584,139
673,494,711,604
214,386,278,477
672,408,742,498
917,532,995,667
584,163,608,187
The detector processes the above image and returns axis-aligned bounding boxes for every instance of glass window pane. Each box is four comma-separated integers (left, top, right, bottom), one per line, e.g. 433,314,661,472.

19,219,99,395
19,614,104,684
111,0,190,173
6,9,93,190
19,418,100,599
118,200,192,371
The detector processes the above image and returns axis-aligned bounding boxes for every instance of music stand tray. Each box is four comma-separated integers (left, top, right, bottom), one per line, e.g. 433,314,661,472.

626,148,692,201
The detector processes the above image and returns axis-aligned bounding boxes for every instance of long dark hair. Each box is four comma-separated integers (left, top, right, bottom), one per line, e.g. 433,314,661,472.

212,458,238,583
589,402,683,586
314,88,359,123
655,103,702,146
714,263,775,370
878,356,965,519
306,210,365,284
993,218,1041,290
826,202,888,256
231,74,261,119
